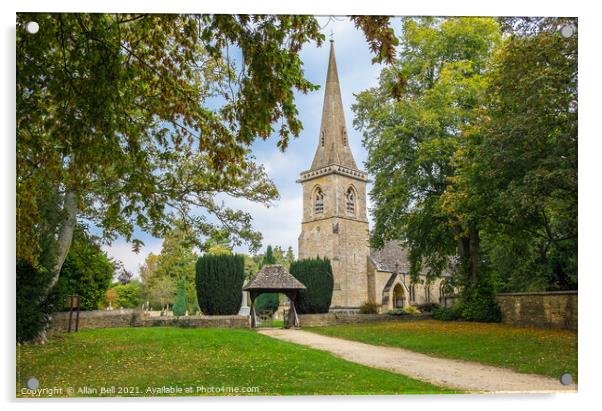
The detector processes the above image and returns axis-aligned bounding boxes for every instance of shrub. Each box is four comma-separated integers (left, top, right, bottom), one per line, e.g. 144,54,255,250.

255,293,280,314
16,260,61,343
289,257,333,314
110,280,144,309
172,277,188,316
416,303,439,312
56,229,115,310
359,302,379,314
432,305,460,321
456,282,502,322
386,308,408,316
402,305,421,315
195,254,244,315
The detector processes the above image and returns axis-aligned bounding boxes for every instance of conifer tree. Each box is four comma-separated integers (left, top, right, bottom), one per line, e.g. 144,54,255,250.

172,277,188,317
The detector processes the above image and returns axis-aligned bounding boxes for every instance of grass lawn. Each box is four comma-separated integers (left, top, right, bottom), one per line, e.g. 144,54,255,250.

17,327,458,397
309,320,577,381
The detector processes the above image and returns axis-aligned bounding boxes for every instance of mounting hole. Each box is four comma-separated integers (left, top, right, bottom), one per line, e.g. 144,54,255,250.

559,24,575,38
24,21,39,34
26,377,39,390
560,373,573,385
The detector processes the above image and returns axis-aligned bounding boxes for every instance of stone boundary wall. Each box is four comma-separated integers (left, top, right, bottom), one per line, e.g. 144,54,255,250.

50,310,250,332
50,309,137,331
495,291,577,330
135,315,250,329
298,312,431,327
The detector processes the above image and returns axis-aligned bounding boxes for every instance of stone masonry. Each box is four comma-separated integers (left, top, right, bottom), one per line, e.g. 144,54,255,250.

496,291,577,330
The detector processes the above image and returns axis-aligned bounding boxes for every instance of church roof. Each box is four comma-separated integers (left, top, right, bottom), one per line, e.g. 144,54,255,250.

369,241,452,277
309,41,358,171
243,265,306,291
369,241,411,273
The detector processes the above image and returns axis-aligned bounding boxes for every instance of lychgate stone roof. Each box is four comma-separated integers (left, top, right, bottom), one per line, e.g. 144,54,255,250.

243,264,306,291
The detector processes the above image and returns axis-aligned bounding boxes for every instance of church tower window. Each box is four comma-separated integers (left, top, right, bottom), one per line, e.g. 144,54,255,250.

346,187,356,215
314,187,324,214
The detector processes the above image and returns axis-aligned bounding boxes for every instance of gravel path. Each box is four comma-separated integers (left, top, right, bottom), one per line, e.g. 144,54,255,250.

258,328,577,393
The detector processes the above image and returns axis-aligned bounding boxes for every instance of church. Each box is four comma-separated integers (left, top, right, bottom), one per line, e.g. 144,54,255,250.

297,41,451,313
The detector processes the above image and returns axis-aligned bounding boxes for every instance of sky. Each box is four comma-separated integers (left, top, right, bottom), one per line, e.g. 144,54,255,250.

102,17,392,274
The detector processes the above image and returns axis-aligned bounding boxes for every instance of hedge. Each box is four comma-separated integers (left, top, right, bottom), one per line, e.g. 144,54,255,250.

289,257,333,314
195,254,244,315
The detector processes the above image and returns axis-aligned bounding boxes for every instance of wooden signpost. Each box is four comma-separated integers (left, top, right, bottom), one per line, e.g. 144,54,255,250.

67,295,81,332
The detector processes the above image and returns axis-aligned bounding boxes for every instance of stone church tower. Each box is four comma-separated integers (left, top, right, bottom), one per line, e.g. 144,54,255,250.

298,41,370,309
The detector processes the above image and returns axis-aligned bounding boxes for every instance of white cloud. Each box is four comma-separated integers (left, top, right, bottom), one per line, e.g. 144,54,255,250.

223,195,303,256
102,238,163,277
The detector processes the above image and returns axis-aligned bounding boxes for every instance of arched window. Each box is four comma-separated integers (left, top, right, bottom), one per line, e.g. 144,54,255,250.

409,284,415,302
314,187,324,214
425,285,431,303
346,187,356,215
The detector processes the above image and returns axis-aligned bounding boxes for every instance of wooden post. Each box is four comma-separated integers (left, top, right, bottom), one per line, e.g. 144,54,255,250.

290,299,300,328
67,295,74,332
288,291,300,328
74,295,81,332
250,292,257,328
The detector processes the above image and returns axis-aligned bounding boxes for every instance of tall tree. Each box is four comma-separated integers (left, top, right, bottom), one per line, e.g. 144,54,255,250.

285,246,295,266
140,226,198,311
354,17,501,284
147,276,176,311
263,245,276,266
444,18,578,291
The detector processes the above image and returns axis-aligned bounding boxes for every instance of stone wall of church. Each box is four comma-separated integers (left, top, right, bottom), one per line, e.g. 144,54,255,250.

368,267,450,313
408,278,445,306
300,174,368,223
299,171,370,309
367,260,377,304
299,217,369,308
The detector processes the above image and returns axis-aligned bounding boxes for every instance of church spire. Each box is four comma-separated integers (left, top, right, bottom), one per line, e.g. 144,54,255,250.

310,40,358,171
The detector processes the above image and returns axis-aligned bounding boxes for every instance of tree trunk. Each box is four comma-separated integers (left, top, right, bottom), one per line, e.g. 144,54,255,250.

49,188,77,289
454,225,471,280
468,225,480,285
